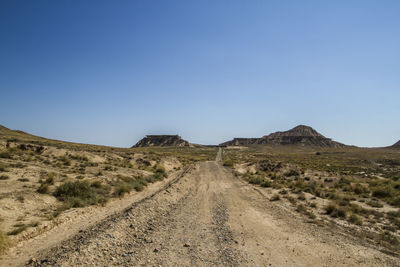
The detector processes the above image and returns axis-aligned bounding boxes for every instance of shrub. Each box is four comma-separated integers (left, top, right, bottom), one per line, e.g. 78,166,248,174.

389,196,400,207
155,165,166,174
284,169,299,177
270,194,280,201
367,200,383,208
0,175,9,180
90,180,102,188
380,231,399,246
0,151,11,159
297,192,306,201
288,196,297,205
260,180,272,187
325,203,347,218
54,180,109,207
37,183,49,194
279,189,288,195
352,183,369,195
248,175,264,185
0,163,7,172
0,230,10,254
7,224,27,236
17,178,29,182
223,158,234,167
348,214,363,225
372,186,394,198
59,156,71,166
115,184,131,197
296,204,307,213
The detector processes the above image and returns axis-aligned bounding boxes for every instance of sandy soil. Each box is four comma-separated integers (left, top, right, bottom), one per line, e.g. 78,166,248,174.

1,149,399,266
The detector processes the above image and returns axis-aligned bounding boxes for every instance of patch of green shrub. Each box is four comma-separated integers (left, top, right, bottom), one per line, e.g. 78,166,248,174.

54,180,110,207
115,183,131,197
223,158,234,167
247,175,264,185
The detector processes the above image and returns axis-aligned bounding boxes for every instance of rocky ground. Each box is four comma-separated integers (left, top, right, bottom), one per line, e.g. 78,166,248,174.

1,149,397,266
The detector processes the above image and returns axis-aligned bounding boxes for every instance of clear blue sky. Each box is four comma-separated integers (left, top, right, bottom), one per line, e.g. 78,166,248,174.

0,1,399,147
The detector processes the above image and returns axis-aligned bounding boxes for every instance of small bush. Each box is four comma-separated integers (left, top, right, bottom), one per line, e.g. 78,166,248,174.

372,187,394,198
367,200,383,208
90,180,102,188
17,178,29,182
248,175,264,185
7,224,27,236
279,189,288,195
223,158,234,167
37,183,49,194
348,214,363,225
54,180,109,207
260,180,272,187
288,196,297,205
59,156,71,166
297,192,306,201
44,177,54,185
0,175,9,180
0,151,11,159
380,231,399,246
270,194,280,201
284,169,299,177
325,203,347,218
352,183,369,195
0,230,10,253
0,163,7,172
296,204,307,213
115,184,131,197
155,165,166,174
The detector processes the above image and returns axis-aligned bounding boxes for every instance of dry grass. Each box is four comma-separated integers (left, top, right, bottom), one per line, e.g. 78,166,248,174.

224,145,400,251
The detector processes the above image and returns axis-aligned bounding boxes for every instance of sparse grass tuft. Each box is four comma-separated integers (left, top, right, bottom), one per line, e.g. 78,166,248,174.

325,202,347,218
348,214,363,225
367,200,383,208
0,175,9,180
0,150,11,159
270,194,280,201
7,224,27,236
0,230,10,254
37,183,49,194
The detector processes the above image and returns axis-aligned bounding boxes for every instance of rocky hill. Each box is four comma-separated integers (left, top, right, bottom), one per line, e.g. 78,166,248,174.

391,140,400,148
134,135,190,147
220,125,344,147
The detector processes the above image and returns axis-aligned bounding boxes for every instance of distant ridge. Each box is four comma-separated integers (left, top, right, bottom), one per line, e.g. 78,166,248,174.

134,135,190,147
220,125,345,147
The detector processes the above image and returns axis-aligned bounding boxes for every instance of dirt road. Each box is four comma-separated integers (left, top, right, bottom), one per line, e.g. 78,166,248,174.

4,148,399,266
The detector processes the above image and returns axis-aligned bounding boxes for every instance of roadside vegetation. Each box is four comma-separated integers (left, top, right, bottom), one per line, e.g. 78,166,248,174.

0,126,218,246
223,145,400,252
